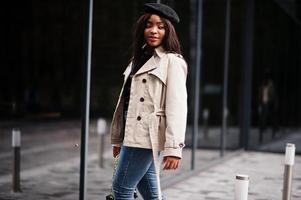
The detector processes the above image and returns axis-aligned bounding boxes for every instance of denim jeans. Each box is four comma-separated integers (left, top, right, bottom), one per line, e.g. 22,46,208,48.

112,146,160,200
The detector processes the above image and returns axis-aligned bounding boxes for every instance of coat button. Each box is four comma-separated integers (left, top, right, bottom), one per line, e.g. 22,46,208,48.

179,143,185,148
142,79,147,83
140,97,144,102
137,116,142,121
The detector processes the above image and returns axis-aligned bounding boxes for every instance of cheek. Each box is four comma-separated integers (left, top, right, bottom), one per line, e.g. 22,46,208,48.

144,29,149,40
160,31,166,40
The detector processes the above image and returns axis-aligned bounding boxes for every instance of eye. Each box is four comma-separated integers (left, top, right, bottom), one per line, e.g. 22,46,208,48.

146,23,152,28
157,23,165,30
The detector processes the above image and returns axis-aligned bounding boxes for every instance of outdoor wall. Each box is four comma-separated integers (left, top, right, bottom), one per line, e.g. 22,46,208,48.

0,0,86,118
252,0,301,127
0,0,191,120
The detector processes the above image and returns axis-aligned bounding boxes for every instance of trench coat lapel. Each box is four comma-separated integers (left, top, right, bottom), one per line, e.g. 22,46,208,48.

135,56,158,76
148,58,167,85
123,46,165,79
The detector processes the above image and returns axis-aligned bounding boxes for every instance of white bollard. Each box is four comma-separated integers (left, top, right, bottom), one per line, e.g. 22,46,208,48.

97,118,107,168
12,128,21,192
12,129,21,148
97,119,106,135
282,143,295,200
235,174,249,200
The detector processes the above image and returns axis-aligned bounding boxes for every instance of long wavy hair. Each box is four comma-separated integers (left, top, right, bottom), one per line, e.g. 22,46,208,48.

132,13,182,66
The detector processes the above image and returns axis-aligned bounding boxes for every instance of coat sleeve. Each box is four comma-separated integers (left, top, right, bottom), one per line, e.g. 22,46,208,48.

163,55,188,159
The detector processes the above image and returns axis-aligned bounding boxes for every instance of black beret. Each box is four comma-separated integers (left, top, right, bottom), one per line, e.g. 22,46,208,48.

144,3,180,24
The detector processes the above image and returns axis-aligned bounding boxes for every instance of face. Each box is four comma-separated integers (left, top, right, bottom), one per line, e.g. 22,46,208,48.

144,15,166,47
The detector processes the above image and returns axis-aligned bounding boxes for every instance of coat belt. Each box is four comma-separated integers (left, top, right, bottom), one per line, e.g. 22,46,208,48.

156,109,166,117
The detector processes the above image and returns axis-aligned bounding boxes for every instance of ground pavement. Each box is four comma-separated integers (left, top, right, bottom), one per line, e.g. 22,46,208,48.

1,151,300,200
163,151,301,200
0,120,301,199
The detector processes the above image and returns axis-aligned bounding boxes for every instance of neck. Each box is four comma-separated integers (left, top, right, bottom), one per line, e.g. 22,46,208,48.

142,45,155,55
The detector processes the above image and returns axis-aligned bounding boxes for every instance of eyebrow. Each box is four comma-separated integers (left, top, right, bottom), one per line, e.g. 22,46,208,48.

147,19,163,23
147,21,164,25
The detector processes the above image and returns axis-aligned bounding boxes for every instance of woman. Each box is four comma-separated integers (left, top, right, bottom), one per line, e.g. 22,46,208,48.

110,3,187,200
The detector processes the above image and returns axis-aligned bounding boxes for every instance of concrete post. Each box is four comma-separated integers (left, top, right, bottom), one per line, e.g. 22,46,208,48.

235,174,249,200
12,128,21,192
97,118,107,168
282,143,295,200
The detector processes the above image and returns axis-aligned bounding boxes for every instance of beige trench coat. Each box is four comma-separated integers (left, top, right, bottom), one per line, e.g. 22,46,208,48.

110,46,187,199
110,46,187,158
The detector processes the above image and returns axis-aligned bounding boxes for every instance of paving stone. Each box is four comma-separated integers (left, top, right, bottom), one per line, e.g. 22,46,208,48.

1,120,301,199
163,152,301,200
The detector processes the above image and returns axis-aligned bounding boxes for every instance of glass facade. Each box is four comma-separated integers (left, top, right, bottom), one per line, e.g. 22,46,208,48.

0,0,300,199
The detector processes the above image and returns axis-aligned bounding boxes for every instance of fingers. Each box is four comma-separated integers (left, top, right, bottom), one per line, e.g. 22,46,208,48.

163,157,180,170
164,161,175,170
113,146,121,158
166,160,178,170
163,159,171,170
172,160,179,169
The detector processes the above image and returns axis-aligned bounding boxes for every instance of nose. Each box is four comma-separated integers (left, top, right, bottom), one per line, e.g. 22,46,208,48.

150,26,158,34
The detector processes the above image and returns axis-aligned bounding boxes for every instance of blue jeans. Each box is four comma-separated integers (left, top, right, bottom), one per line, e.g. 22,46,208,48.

112,146,160,200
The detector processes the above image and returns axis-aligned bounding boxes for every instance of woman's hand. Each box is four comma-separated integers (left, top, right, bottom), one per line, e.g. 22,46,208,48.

113,146,121,158
163,156,181,170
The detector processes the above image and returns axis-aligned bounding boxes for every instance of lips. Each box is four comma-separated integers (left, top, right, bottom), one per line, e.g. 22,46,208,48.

147,36,159,42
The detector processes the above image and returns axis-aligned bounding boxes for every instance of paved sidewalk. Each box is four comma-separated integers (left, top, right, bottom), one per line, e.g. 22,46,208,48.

164,151,301,200
1,151,300,200
0,148,221,200
1,119,301,200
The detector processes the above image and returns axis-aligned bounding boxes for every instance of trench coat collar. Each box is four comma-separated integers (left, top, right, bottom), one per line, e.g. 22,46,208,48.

135,46,166,76
122,46,166,78
154,46,165,58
